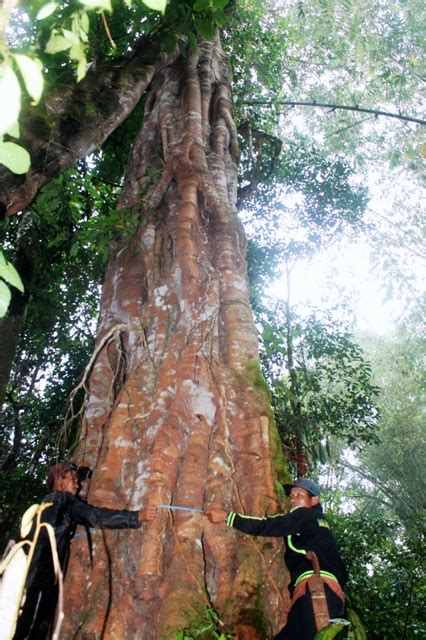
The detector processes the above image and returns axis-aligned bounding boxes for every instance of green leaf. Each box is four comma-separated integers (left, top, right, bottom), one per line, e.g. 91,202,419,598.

0,281,11,317
0,252,24,292
69,43,86,60
194,16,216,40
0,140,31,174
347,609,367,640
187,32,198,53
212,0,229,8
79,0,112,12
0,64,21,136
194,0,211,12
81,11,90,33
69,243,80,257
76,54,88,82
162,33,176,54
45,32,73,54
314,621,347,639
13,54,44,105
36,2,59,20
213,8,226,27
62,29,81,46
6,121,20,138
142,0,167,14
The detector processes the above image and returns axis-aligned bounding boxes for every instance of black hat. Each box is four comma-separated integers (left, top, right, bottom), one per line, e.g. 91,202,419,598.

283,477,321,497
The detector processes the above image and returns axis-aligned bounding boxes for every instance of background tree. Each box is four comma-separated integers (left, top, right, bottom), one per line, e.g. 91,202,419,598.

314,312,426,639
328,509,425,640
337,312,426,529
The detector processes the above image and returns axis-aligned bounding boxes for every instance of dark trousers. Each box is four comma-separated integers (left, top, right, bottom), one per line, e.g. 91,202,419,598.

274,584,345,640
13,586,58,640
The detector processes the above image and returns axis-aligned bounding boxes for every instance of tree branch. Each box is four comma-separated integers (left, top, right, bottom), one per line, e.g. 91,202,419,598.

236,122,282,206
0,33,180,218
241,100,426,126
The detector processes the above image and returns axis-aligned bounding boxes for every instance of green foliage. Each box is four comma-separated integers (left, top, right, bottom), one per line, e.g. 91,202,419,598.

241,131,377,469
260,305,379,466
0,60,35,173
0,249,24,317
224,0,290,121
0,166,108,548
347,314,426,528
276,0,425,171
246,238,283,309
328,509,426,640
318,315,426,638
0,0,231,174
240,143,368,258
175,607,232,639
0,139,31,174
314,620,349,639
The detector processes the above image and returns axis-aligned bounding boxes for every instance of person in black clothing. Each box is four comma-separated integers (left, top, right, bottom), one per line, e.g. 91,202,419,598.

13,462,158,640
205,478,347,639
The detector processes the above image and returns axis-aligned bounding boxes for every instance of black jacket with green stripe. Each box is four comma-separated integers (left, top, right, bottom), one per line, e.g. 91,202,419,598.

225,504,347,595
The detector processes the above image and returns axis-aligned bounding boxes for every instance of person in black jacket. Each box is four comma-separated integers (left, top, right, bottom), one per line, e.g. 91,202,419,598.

205,478,347,639
13,462,157,640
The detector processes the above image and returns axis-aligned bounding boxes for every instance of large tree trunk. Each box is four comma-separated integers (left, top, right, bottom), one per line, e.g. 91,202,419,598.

63,37,288,639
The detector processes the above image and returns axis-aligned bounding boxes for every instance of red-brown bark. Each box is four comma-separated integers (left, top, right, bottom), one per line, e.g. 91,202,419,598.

62,36,289,639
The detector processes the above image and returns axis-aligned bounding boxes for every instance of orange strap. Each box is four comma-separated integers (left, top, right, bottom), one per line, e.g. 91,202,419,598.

288,575,345,614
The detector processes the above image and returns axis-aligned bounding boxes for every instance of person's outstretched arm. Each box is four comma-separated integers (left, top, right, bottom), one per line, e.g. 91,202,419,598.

71,495,158,529
205,507,313,537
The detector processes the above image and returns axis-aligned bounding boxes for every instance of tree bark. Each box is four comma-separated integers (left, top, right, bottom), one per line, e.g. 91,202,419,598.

62,36,289,639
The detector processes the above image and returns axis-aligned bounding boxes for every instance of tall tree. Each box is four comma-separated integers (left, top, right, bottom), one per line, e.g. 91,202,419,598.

59,32,290,639
0,0,423,637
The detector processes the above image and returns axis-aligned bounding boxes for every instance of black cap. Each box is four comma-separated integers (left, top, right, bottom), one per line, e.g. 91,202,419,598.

283,478,321,497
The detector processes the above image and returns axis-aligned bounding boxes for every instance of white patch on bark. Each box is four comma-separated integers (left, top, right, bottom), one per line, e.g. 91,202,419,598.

232,277,247,291
133,462,151,503
228,404,237,416
182,380,216,424
154,285,169,310
85,398,111,419
141,225,156,248
145,423,162,439
199,304,216,321
131,412,151,420
113,437,138,449
211,455,232,474
261,415,270,448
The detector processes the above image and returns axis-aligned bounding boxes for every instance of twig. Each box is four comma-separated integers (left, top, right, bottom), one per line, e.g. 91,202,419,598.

101,12,116,49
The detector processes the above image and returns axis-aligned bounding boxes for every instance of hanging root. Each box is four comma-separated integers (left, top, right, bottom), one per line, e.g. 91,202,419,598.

57,322,129,450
